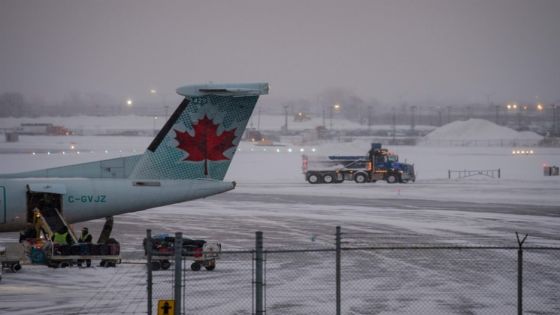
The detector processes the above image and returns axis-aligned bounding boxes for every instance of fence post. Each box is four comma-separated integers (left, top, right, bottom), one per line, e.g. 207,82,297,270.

336,226,341,315
516,232,528,315
174,232,183,315
448,170,451,179
146,229,153,315
498,168,501,179
255,231,264,315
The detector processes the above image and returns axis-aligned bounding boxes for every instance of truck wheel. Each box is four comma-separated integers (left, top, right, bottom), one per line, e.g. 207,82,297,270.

205,264,216,271
386,174,398,184
323,174,334,184
307,173,320,184
60,261,71,268
191,262,202,271
10,263,22,273
354,173,367,183
161,260,171,270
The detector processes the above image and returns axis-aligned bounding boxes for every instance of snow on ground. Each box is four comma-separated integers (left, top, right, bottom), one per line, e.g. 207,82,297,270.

1,120,559,314
422,118,543,146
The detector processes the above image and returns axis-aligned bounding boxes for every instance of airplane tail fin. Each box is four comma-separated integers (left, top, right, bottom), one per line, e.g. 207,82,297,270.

129,83,269,180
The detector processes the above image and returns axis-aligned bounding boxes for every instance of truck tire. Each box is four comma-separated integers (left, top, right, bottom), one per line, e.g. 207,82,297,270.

322,173,335,184
307,173,320,184
191,262,202,271
354,172,368,183
59,261,71,268
161,260,171,270
386,174,398,184
10,263,22,272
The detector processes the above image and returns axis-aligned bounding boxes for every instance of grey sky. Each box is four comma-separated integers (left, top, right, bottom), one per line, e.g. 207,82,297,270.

1,0,559,106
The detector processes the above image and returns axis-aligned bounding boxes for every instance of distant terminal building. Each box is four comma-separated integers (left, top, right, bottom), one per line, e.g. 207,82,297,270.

19,123,71,135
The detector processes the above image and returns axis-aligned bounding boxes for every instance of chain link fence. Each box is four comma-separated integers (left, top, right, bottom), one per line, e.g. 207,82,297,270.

64,261,147,315
145,229,560,315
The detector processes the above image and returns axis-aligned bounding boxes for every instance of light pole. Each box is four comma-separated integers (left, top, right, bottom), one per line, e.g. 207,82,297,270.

410,105,416,132
330,103,341,129
506,103,517,128
124,98,133,115
551,104,558,137
153,116,158,136
150,89,168,119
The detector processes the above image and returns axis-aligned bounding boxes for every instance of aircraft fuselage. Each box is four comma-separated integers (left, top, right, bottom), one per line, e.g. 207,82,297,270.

0,177,234,232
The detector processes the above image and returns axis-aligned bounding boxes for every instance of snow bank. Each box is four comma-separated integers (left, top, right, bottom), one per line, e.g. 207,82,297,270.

423,119,543,146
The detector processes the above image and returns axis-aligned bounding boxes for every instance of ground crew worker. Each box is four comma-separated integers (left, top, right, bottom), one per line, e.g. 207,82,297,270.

78,227,93,267
79,227,92,243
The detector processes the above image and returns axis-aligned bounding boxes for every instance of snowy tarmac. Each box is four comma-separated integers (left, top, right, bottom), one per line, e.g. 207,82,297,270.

1,135,560,314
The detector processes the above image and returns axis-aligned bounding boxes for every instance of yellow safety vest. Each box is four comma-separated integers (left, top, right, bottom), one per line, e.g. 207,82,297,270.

53,232,68,245
79,232,91,243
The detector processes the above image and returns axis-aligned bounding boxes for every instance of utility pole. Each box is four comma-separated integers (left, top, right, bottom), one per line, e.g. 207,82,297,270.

552,104,558,137
367,106,373,131
283,105,289,133
391,107,397,144
410,105,416,132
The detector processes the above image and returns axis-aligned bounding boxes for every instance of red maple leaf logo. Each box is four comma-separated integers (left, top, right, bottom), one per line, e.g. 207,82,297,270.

174,116,237,175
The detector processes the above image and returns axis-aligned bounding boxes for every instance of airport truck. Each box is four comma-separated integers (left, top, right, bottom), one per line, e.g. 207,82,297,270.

302,143,415,184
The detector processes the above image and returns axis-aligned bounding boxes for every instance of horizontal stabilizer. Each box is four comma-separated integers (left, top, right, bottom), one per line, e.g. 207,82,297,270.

176,83,269,97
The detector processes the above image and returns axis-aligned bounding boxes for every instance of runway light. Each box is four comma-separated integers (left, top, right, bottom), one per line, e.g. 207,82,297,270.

311,148,316,152
288,148,293,153
530,150,534,154
47,152,51,155
70,144,76,150
105,150,109,154
512,150,516,155
300,148,305,152
263,148,267,152
32,152,36,155
276,148,280,153
62,151,66,155
77,151,80,155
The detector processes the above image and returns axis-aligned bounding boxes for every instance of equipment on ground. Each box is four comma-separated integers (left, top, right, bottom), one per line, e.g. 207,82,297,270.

0,243,25,277
144,234,221,271
303,143,416,184
22,209,120,268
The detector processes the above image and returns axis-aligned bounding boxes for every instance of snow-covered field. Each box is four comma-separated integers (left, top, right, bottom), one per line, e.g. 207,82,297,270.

0,128,559,314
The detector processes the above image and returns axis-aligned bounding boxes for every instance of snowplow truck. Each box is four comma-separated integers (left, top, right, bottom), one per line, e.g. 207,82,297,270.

302,143,415,184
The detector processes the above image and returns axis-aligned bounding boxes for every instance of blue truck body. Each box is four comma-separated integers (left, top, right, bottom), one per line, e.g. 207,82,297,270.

303,143,415,184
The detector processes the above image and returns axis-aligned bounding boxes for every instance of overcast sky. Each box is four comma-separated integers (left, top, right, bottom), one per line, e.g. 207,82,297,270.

1,0,559,106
